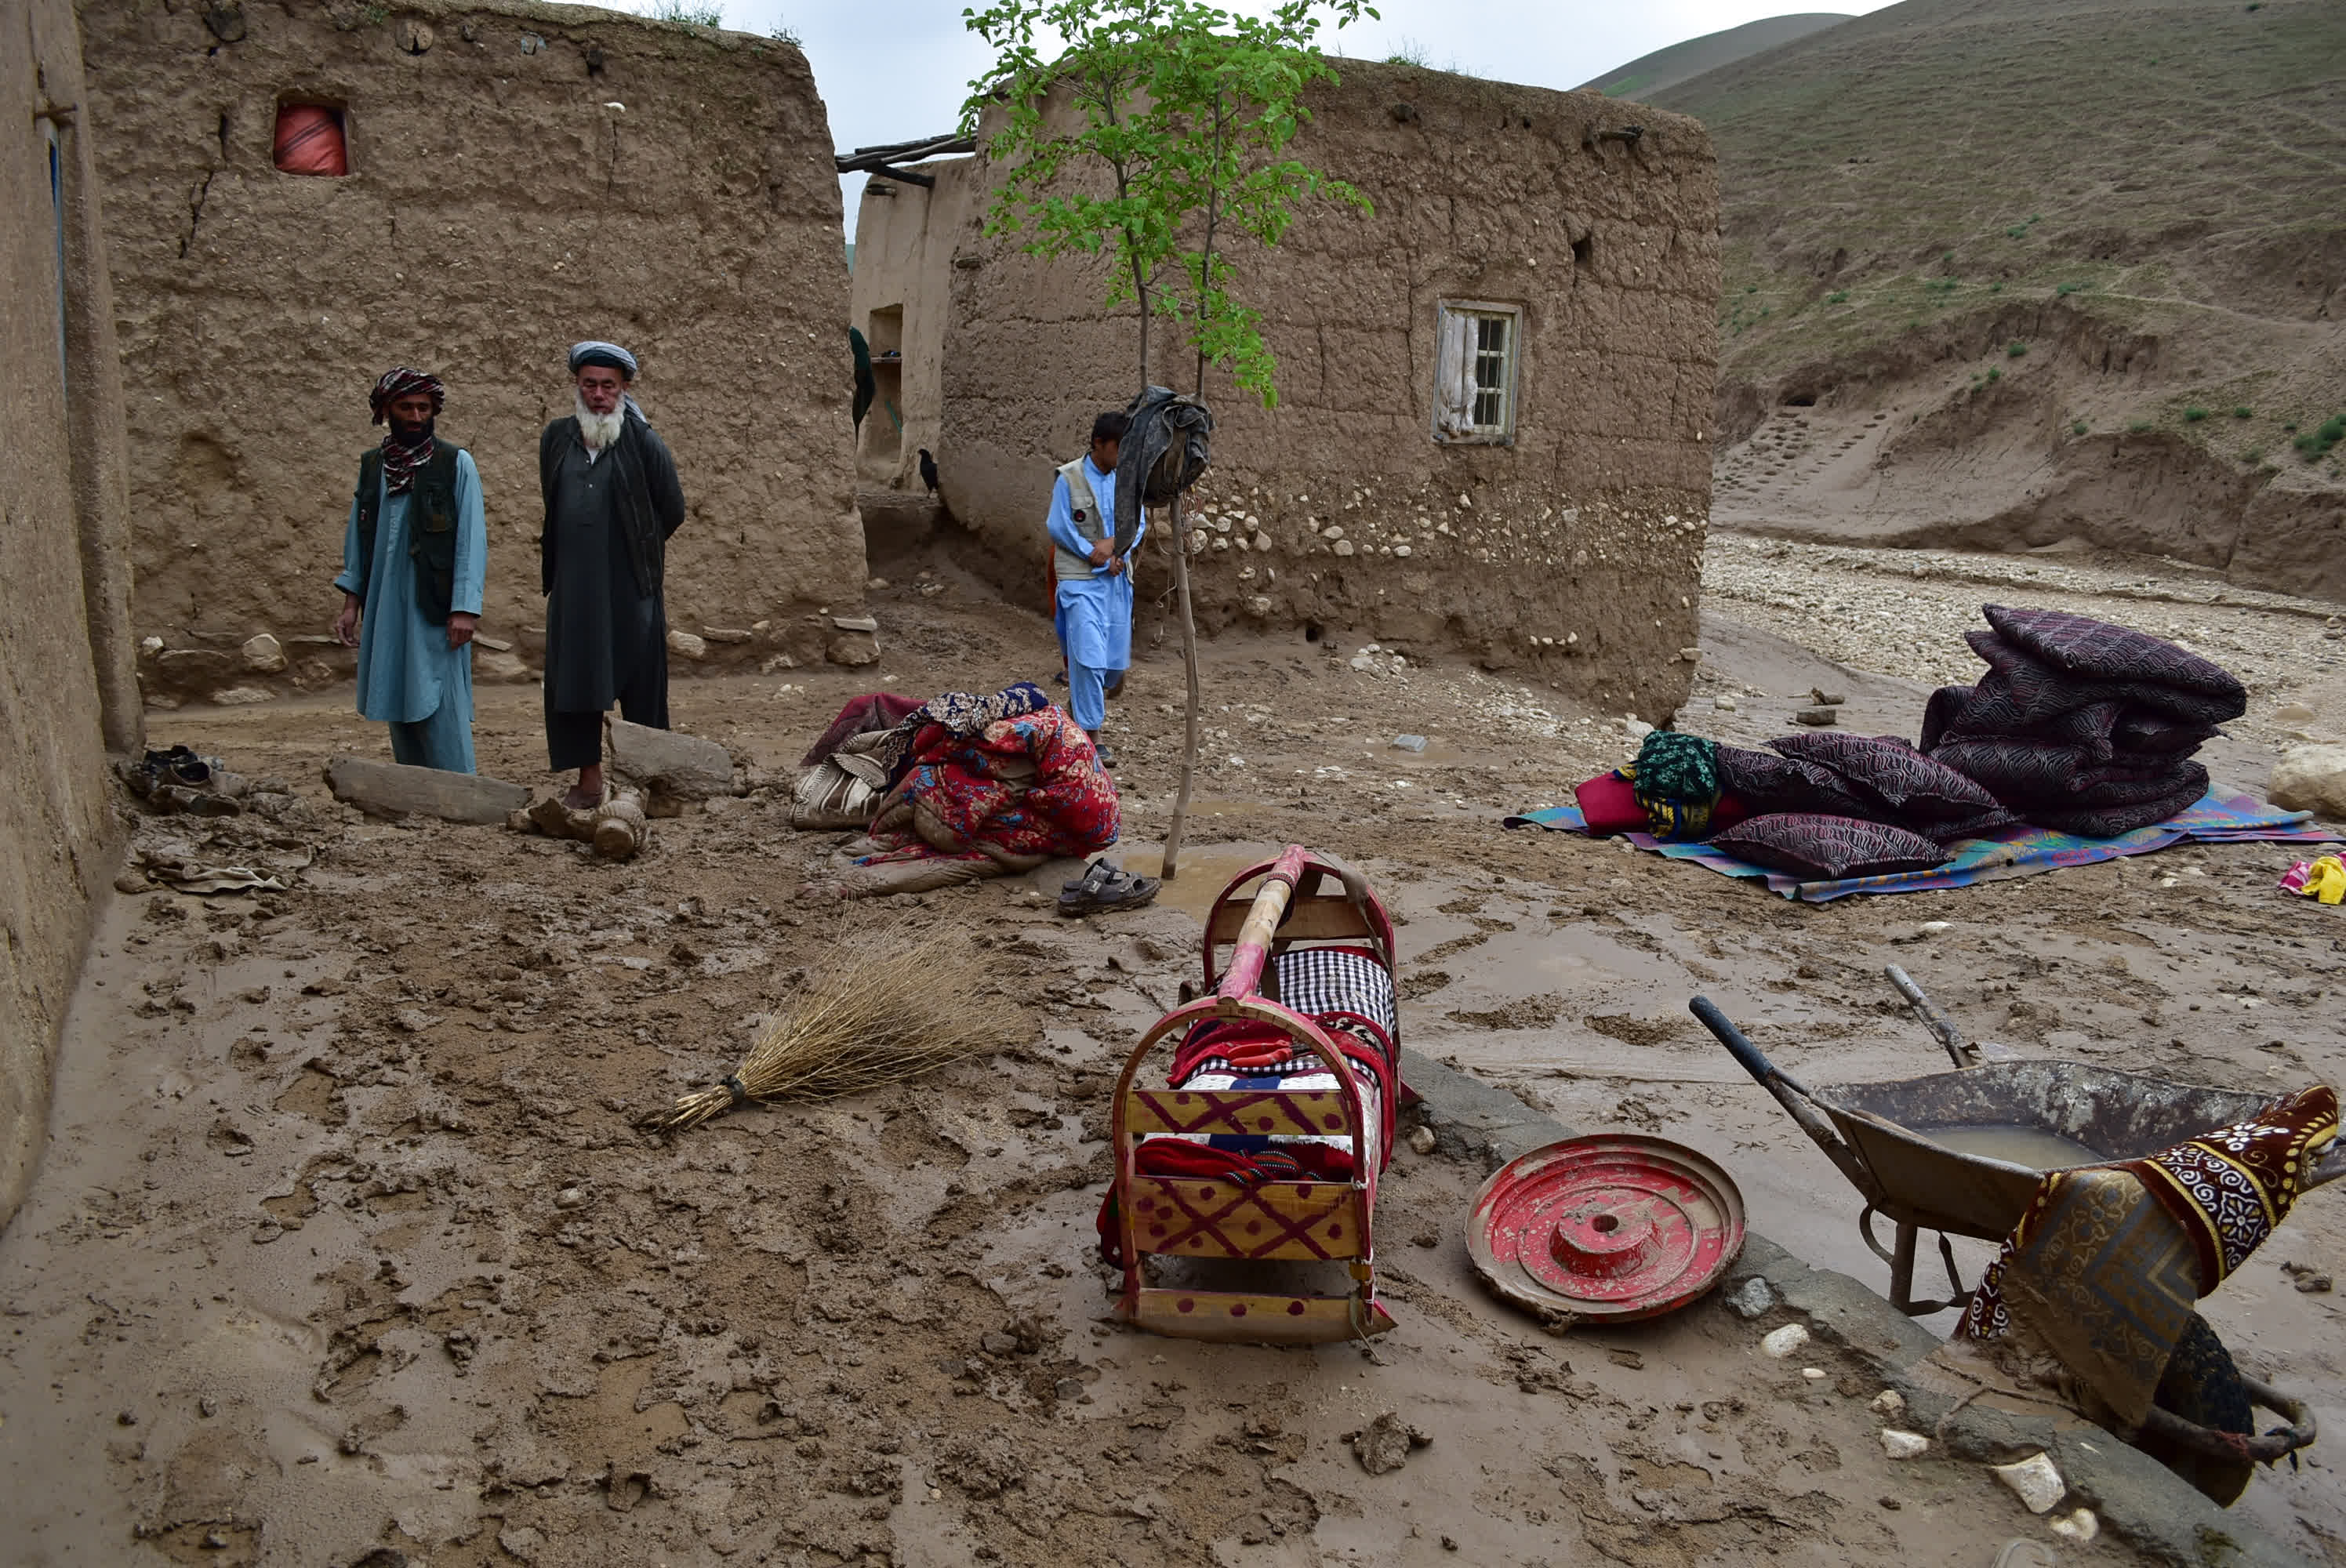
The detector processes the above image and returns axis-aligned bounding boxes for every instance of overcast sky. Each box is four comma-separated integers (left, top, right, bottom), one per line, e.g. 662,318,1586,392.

617,2,1899,238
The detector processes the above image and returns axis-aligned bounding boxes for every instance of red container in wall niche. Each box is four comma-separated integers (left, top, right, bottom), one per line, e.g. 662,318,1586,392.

273,104,347,176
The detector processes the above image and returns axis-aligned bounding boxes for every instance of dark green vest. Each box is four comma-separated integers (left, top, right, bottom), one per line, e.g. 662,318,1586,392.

355,444,465,625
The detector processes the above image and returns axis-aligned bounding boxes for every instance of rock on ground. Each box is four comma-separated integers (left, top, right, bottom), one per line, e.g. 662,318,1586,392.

325,756,529,824
2268,743,2346,819
606,718,734,799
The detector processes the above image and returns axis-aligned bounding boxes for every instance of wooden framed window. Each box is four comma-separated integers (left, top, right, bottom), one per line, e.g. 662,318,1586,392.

1433,301,1520,444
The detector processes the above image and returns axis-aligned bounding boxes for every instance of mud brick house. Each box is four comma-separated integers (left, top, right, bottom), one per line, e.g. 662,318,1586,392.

3,0,140,1224
849,61,1721,715
75,0,868,699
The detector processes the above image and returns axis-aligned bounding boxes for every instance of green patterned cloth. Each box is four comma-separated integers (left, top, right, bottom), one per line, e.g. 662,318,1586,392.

1629,730,1721,841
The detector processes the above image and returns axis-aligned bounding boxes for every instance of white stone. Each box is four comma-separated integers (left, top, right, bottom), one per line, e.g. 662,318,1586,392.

1334,540,1356,557
1760,1323,1810,1358
2049,1508,2098,1542
1188,531,1208,554
1213,516,1233,534
241,633,287,673
1879,1429,1928,1460
1799,1367,1827,1381
1407,1124,1437,1156
1868,1389,1906,1418
2269,744,2346,820
666,629,709,661
1322,525,1344,541
1990,1453,2065,1514
1212,537,1230,552
1394,545,1411,557
209,685,276,706
1622,717,1654,741
1233,535,1251,551
1251,533,1273,554
139,635,164,658
1714,695,1738,712
1247,597,1272,617
702,627,753,644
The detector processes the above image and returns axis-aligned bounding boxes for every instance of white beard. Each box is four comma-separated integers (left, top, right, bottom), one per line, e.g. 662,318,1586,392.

575,392,624,458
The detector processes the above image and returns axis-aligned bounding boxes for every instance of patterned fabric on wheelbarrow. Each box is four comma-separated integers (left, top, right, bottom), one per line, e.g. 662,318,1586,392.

1502,792,2336,902
1956,1083,2338,1430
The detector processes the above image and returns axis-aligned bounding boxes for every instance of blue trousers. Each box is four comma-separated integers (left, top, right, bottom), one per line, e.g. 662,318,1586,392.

387,695,476,775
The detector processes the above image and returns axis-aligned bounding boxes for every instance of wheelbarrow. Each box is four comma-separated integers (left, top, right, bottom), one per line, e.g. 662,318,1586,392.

1690,975,2345,1479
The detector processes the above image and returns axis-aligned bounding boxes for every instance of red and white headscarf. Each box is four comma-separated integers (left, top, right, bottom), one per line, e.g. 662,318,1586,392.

368,367,445,494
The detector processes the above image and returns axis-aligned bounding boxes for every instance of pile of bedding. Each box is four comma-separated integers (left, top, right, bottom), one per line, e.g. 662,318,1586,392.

1921,604,2245,837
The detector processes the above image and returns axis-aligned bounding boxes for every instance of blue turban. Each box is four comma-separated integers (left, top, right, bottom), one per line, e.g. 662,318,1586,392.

568,340,638,379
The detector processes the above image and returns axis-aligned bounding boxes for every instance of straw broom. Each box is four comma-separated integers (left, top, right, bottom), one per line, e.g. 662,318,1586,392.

649,921,1026,1134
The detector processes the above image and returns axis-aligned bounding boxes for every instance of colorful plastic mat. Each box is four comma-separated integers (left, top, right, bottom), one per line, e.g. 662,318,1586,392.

1503,792,2339,903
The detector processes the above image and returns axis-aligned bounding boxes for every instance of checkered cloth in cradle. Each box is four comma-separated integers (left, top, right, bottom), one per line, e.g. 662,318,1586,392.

1272,946,1397,1044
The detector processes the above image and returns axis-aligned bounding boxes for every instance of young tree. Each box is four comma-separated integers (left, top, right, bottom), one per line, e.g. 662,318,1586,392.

961,0,1374,877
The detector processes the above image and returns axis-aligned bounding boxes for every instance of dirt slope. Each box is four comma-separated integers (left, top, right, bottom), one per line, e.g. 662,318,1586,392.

1578,13,1853,100
1640,0,2346,601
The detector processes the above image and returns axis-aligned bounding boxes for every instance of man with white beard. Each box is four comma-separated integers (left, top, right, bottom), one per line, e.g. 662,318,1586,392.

537,341,688,808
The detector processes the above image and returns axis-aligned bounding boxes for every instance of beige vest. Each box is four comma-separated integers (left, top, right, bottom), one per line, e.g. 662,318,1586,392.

1052,456,1116,583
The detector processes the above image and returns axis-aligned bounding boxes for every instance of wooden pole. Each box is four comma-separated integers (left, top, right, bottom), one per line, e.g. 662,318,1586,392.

1162,488,1203,880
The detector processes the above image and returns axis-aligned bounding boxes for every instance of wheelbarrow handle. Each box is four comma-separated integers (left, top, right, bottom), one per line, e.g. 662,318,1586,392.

1690,996,1791,1092
1690,996,1874,1195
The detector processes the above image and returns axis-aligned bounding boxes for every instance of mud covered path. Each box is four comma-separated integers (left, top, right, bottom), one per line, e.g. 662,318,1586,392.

1,545,2339,1566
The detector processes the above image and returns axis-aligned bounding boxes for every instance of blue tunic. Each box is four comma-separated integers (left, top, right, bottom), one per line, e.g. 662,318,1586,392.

1049,459,1145,731
333,449,487,773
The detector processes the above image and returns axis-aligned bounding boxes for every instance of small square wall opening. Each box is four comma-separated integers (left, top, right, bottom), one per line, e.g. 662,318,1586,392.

274,101,348,176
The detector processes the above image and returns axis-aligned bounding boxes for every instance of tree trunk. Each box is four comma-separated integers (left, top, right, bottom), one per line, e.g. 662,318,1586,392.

1160,491,1203,880
1161,103,1227,882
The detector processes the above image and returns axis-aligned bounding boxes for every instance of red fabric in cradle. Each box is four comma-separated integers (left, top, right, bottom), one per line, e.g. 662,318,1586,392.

274,106,347,176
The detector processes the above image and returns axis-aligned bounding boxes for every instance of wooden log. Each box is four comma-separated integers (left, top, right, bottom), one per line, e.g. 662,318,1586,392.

325,757,528,825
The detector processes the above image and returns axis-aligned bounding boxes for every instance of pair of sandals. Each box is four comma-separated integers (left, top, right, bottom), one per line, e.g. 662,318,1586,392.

1056,858,1160,916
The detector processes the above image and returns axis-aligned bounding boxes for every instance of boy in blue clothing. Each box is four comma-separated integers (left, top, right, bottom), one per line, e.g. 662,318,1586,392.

1046,411,1142,767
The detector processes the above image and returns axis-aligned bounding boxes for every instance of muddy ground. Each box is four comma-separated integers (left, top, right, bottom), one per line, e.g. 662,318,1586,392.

2,539,2341,1567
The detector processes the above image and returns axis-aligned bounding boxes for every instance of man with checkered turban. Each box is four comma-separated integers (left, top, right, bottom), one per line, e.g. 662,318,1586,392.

331,367,488,772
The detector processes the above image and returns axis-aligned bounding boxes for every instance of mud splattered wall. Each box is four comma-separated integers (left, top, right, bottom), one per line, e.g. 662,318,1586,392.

77,0,865,701
918,62,1719,717
2,0,140,1226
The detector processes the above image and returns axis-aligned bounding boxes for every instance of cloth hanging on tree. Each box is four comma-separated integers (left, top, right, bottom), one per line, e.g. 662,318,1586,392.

1111,386,1213,555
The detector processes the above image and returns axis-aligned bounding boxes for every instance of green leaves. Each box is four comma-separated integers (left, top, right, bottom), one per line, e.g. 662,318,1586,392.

961,0,1375,407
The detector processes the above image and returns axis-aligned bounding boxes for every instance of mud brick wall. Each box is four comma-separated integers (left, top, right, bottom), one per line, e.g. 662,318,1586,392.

2,0,140,1227
924,62,1720,717
77,0,865,701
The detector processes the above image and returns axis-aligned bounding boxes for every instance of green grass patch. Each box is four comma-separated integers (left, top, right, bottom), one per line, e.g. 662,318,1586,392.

2055,281,2087,297
649,0,724,22
2295,414,2345,460
2243,448,2263,464
2232,406,2253,419
2006,341,2028,358
2184,405,2209,422
1826,289,1849,303
1987,367,2002,383
2071,419,2088,435
2128,419,2154,433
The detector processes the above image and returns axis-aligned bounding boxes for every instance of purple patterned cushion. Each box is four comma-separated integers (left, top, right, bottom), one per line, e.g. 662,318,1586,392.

2022,777,2208,837
1963,632,2244,728
1768,731,2004,822
1714,746,1876,819
1985,604,2246,702
1709,814,1955,880
1931,740,2205,806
